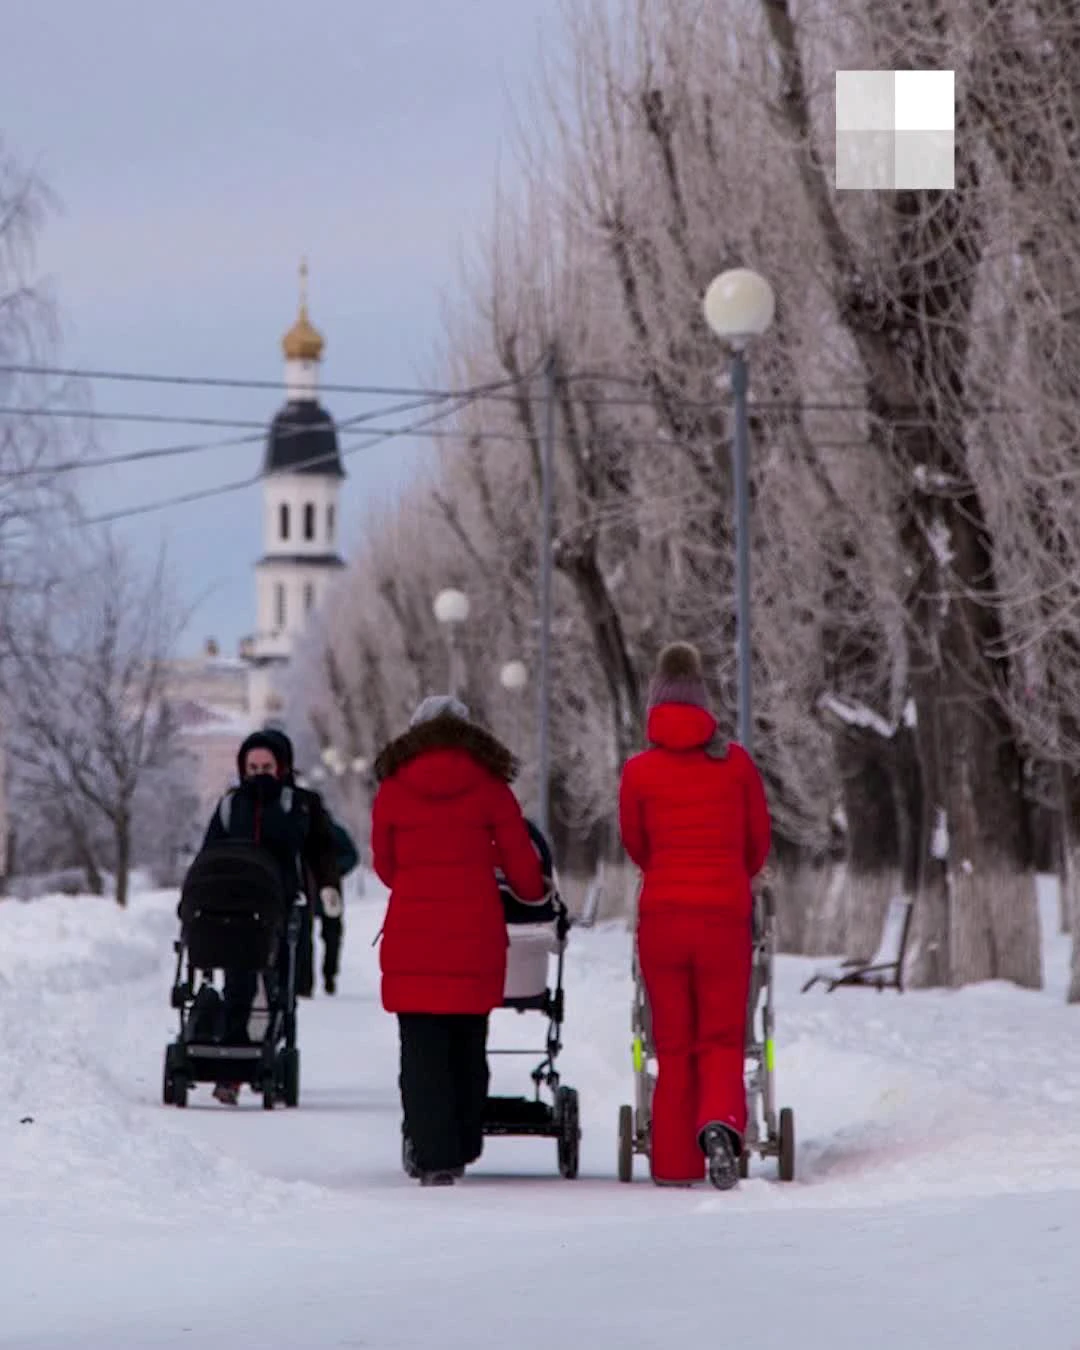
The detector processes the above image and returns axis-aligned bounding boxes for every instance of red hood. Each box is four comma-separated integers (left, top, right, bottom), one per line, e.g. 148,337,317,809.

646,703,718,751
394,747,492,800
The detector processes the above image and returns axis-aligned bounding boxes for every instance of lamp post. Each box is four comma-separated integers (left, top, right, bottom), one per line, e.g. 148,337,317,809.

536,351,557,840
433,587,471,699
702,268,775,756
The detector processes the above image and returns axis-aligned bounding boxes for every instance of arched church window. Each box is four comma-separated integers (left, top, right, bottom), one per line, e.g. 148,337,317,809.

327,502,335,543
304,581,315,613
275,583,286,630
304,502,316,541
279,502,290,540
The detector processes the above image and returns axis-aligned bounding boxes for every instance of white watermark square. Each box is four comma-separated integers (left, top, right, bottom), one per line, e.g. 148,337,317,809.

835,70,954,191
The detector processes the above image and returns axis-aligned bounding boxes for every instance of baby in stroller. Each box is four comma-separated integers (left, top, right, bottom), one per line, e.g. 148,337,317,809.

162,840,304,1110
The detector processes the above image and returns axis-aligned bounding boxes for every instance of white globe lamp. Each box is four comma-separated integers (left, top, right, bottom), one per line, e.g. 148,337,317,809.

499,660,529,693
703,268,775,346
433,588,470,626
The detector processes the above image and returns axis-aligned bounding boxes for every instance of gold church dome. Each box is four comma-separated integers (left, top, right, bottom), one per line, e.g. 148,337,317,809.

281,258,325,362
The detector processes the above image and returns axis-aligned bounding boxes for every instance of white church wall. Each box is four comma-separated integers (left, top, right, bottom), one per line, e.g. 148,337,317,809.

263,473,341,558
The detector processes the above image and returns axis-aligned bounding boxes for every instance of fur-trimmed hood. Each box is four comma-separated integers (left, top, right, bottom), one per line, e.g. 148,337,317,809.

373,714,518,788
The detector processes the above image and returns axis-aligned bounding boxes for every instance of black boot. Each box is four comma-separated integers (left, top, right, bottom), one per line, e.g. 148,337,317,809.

419,1170,457,1187
700,1122,740,1191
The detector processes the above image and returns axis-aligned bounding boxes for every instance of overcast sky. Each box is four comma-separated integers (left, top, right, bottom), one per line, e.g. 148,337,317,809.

3,0,563,654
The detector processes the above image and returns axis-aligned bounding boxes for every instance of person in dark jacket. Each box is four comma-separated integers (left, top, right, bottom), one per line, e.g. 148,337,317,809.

371,695,547,1186
259,728,343,996
320,816,360,994
200,730,313,1104
619,642,771,1190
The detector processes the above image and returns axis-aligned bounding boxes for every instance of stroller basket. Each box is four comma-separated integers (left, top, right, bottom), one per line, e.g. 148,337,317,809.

179,842,287,972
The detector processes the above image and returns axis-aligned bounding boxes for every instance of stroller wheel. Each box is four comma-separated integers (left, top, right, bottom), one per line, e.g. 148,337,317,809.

262,1079,276,1111
617,1104,634,1183
282,1048,300,1108
162,1044,183,1106
173,1076,189,1108
778,1107,796,1182
556,1086,580,1180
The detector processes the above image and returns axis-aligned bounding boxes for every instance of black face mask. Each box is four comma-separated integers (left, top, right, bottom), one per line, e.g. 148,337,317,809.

244,773,283,805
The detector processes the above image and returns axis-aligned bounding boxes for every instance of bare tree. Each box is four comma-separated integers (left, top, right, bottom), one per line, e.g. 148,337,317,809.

0,533,189,906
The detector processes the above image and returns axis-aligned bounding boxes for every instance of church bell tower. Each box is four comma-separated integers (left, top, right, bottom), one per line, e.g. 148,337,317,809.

246,261,347,726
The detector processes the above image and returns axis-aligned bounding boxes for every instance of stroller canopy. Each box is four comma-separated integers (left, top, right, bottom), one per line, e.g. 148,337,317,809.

179,842,290,971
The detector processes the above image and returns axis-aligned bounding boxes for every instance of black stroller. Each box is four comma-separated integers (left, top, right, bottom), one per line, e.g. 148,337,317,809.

162,841,303,1110
484,822,579,1178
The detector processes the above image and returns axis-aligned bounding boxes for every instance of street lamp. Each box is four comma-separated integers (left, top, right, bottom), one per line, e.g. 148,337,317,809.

433,587,471,698
321,744,345,777
703,268,775,755
499,659,529,693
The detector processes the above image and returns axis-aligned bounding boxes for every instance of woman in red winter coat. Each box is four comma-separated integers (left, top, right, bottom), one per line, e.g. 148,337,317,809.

619,643,771,1190
371,695,547,1187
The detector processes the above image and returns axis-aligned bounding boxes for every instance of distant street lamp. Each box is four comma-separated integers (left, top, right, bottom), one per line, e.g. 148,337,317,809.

702,267,775,755
499,659,529,693
433,587,471,698
314,744,371,896
321,744,345,776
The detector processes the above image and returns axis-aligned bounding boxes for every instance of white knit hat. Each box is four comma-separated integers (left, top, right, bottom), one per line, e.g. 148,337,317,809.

409,694,470,727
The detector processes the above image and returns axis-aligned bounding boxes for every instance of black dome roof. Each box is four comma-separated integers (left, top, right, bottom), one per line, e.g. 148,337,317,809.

264,400,345,477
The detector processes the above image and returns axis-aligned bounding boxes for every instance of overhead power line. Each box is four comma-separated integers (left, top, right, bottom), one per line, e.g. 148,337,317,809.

0,361,553,404
0,394,447,478
75,387,515,529
1,359,1036,417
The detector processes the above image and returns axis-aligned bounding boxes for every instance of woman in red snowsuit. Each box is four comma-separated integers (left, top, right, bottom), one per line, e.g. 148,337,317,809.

371,695,547,1187
619,643,771,1189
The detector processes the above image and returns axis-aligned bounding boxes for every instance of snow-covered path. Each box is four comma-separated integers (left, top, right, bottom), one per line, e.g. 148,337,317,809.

2,882,1080,1347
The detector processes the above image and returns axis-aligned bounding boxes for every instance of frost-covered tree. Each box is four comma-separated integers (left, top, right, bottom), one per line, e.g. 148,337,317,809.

295,0,1080,995
0,533,189,906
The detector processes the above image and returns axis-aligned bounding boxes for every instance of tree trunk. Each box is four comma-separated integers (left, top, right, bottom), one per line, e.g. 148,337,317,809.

113,812,131,908
83,856,105,897
907,654,1040,990
1056,763,1073,935
830,733,899,955
561,548,642,768
1067,857,1080,1003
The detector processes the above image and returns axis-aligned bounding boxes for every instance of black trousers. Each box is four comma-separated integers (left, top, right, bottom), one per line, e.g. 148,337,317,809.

398,1012,490,1173
222,931,291,1044
296,904,315,997
296,909,343,992
321,915,343,982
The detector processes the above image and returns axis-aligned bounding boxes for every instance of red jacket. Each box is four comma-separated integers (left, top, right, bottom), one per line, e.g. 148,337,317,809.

618,704,771,916
371,717,547,1014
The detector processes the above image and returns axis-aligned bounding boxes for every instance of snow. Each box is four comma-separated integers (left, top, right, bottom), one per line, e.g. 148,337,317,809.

2,878,1080,1346
818,691,894,739
931,807,950,859
927,516,955,568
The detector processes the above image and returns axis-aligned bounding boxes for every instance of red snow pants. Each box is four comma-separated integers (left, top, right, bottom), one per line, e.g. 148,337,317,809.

637,906,752,1184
